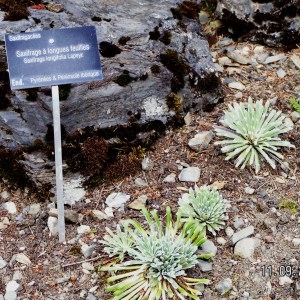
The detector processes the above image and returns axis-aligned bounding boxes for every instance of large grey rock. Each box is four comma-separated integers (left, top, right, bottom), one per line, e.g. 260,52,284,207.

5,281,20,293
178,166,200,182
11,253,31,266
234,237,260,258
201,239,218,256
105,192,130,208
215,0,300,49
0,0,222,193
231,225,254,245
188,131,214,152
215,278,233,296
4,291,17,300
81,244,95,258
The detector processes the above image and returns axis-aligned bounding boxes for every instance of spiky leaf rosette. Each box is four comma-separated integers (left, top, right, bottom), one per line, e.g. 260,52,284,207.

214,97,295,173
178,185,228,236
99,207,212,300
100,222,134,261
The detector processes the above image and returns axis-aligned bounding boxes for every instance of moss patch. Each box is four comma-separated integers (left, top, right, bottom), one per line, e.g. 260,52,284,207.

160,50,188,76
118,36,131,45
166,92,183,113
139,73,148,81
160,49,189,92
151,64,161,75
128,110,142,123
192,71,221,93
80,137,109,176
0,56,12,110
0,96,11,110
159,30,172,45
63,136,108,177
99,41,122,57
103,151,141,182
216,9,256,40
149,26,161,40
113,71,136,87
0,0,39,21
171,1,202,20
279,198,298,214
59,84,72,101
91,16,102,22
62,120,166,187
170,76,185,93
0,147,31,188
25,89,38,102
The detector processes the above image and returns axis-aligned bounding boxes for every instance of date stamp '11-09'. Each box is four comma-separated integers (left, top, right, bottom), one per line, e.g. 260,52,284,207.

261,265,300,278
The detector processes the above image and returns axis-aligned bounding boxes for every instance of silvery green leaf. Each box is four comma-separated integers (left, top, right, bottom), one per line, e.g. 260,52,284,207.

240,147,255,169
270,140,295,148
215,139,247,145
224,144,249,159
253,149,260,173
235,145,252,168
220,142,249,154
214,129,244,140
256,147,276,169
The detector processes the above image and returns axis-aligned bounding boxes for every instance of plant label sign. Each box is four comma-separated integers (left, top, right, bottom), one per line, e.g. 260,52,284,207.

5,26,103,243
5,26,103,89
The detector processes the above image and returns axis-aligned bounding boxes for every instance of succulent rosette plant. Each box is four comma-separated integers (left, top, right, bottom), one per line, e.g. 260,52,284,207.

214,97,295,173
178,185,228,236
99,206,213,300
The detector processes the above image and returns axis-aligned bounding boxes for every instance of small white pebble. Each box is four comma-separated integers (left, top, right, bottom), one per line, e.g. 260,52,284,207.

292,238,300,246
279,276,293,286
216,237,227,245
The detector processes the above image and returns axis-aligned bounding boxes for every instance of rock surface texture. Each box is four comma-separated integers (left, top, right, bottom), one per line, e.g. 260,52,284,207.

0,0,222,148
215,0,300,49
0,0,222,192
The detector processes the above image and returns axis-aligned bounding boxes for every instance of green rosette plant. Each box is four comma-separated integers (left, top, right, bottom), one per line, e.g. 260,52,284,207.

99,206,213,300
214,97,295,173
178,185,228,236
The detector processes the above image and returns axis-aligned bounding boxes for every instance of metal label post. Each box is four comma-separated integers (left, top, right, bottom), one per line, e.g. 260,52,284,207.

51,85,65,242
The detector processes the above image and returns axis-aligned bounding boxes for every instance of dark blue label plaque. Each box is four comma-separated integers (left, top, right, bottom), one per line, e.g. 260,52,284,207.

5,26,103,89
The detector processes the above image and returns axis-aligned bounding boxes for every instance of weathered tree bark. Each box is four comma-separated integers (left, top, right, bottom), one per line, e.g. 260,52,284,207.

0,0,223,193
215,0,300,49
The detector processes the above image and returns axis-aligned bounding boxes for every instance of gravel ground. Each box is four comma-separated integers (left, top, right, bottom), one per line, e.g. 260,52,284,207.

0,39,300,300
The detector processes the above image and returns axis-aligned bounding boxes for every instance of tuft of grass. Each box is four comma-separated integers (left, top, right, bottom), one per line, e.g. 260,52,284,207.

290,98,300,113
279,198,298,214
